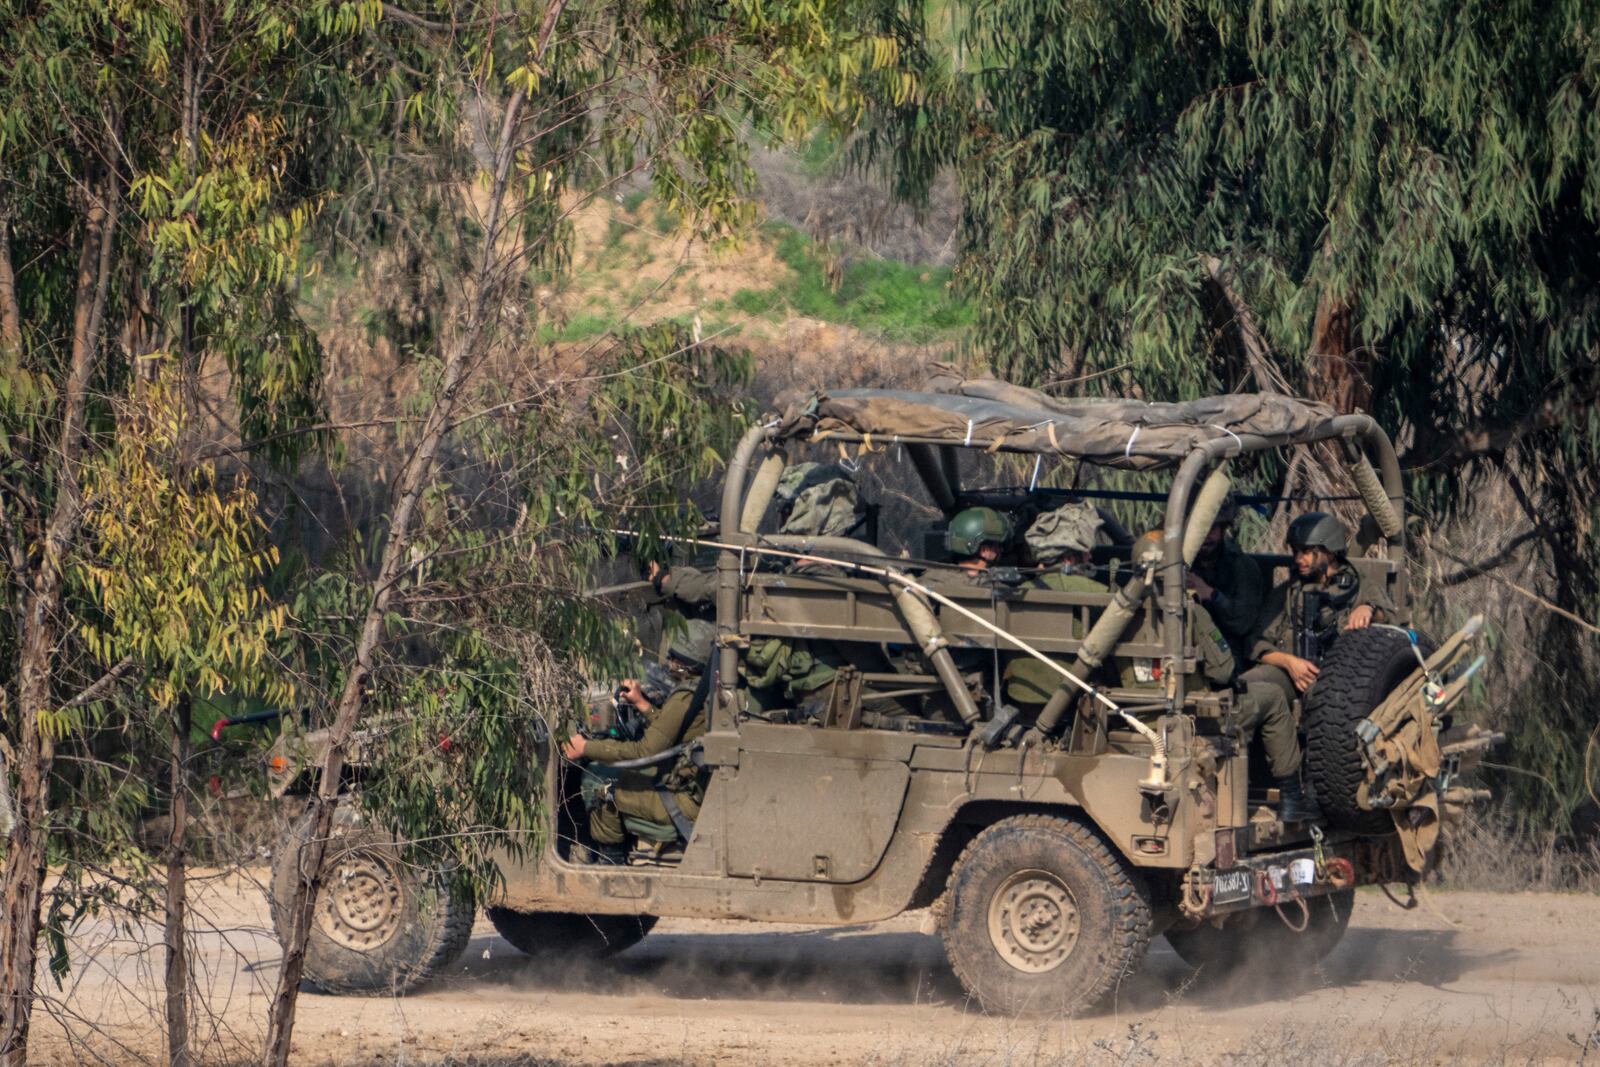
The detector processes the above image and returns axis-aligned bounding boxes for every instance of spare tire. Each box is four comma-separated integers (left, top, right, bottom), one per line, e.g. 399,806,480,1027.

1302,626,1433,833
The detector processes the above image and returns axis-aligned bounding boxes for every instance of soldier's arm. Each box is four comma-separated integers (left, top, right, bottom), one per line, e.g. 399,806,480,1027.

584,688,695,763
1247,583,1290,662
656,564,717,606
1355,569,1398,621
1191,603,1236,687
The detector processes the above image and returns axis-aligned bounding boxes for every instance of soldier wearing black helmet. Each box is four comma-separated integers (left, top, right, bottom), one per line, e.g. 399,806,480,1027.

1236,511,1394,822
1246,511,1395,694
1185,494,1265,659
563,619,716,862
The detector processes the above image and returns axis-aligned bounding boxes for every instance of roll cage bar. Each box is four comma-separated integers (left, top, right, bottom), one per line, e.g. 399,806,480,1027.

712,409,1406,734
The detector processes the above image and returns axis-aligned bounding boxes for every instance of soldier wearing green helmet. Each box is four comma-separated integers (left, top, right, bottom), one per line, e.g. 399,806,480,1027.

945,506,1013,578
1002,502,1108,707
563,619,716,861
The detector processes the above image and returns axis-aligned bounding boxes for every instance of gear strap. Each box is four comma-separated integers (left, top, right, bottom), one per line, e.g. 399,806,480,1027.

656,788,696,841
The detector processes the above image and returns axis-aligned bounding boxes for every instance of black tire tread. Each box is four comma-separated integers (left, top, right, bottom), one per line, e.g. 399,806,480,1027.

485,908,656,958
269,809,475,996
1303,627,1428,834
939,813,1151,1016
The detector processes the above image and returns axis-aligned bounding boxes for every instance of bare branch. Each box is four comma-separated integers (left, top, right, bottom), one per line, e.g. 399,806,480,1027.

1401,380,1600,472
380,2,517,32
1430,542,1600,636
62,658,138,709
1199,255,1292,394
1431,528,1541,586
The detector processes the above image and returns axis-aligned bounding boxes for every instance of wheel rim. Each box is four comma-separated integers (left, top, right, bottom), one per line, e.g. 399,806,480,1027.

318,851,405,950
987,868,1080,973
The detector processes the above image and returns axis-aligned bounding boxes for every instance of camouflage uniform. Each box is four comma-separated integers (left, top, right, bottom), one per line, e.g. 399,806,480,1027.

654,464,861,712
1002,503,1107,707
1245,560,1395,692
1116,597,1236,694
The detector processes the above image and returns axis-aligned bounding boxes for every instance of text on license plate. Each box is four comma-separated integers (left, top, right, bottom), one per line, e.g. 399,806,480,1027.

1211,868,1254,905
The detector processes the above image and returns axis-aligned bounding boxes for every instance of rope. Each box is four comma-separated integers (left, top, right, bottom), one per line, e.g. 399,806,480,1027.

1274,895,1310,933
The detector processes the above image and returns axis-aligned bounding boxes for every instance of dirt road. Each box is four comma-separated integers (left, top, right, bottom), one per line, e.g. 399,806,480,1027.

28,873,1600,1065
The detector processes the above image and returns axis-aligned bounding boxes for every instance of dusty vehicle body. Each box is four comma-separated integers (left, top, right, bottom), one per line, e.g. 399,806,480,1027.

271,376,1492,1012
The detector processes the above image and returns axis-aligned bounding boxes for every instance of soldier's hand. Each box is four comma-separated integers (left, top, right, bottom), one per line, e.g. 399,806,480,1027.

618,678,650,711
561,734,587,760
1186,573,1215,601
1345,604,1374,630
1285,656,1320,692
647,560,666,583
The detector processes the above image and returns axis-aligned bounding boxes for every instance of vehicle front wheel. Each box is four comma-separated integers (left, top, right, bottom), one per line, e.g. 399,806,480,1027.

940,815,1151,1016
270,808,475,995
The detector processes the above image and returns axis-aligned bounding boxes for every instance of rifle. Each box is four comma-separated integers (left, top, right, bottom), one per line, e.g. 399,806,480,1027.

1295,588,1328,664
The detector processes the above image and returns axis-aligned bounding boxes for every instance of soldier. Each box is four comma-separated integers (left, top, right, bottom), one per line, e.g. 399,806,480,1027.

1237,511,1394,822
1185,494,1265,659
1117,531,1237,696
562,619,716,862
943,506,1012,580
1245,511,1395,697
1002,501,1107,709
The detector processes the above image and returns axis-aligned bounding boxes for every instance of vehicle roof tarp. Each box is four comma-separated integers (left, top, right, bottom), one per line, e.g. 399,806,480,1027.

774,372,1342,471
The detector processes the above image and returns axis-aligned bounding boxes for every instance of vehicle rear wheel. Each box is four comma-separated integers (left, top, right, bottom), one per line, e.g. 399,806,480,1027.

270,808,474,995
1164,888,1354,976
940,814,1151,1016
486,908,656,957
1303,626,1434,833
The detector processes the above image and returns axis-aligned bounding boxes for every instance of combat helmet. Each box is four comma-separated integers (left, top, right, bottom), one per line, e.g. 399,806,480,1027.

1287,511,1347,556
947,507,1012,557
1025,501,1102,562
1213,493,1240,527
666,619,716,670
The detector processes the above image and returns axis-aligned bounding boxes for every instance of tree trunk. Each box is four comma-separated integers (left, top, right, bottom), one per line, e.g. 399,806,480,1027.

163,694,192,1067
0,597,56,1067
0,156,119,1067
260,20,562,1049
1308,288,1370,414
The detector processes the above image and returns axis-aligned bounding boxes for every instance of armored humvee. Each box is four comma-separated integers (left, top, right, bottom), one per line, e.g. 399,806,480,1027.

267,374,1493,1014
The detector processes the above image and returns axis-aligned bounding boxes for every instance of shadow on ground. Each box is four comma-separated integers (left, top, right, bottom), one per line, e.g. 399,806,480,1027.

419,920,1504,1016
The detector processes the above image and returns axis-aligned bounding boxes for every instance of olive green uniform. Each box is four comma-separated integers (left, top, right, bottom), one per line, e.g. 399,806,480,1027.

1191,539,1264,657
1238,560,1394,777
1002,570,1106,706
585,680,708,845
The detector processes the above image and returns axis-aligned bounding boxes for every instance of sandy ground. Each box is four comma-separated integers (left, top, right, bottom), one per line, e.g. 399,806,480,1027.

26,872,1600,1066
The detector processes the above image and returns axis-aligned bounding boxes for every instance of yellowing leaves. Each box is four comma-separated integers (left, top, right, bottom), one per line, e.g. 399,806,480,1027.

73,379,293,711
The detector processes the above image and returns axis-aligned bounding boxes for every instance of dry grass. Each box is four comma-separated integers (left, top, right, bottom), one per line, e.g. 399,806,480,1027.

1434,806,1600,892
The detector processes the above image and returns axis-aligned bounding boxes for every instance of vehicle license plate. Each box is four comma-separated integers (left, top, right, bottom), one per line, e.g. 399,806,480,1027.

1211,868,1254,905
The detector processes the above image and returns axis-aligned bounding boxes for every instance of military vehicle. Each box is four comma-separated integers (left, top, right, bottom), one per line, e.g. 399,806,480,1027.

265,374,1495,1015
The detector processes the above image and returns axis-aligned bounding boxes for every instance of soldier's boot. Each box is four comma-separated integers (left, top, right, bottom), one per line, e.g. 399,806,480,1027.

578,841,629,865
1275,775,1322,823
